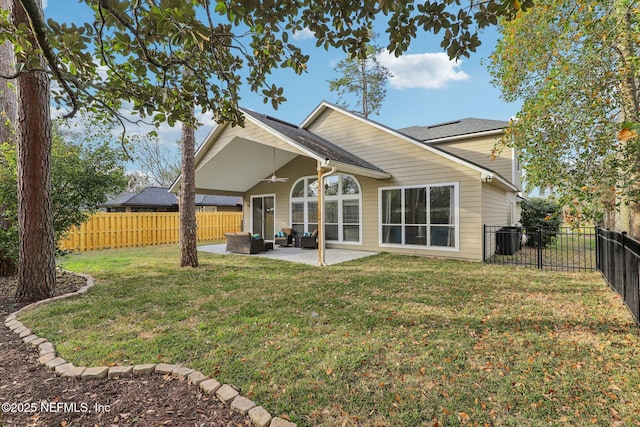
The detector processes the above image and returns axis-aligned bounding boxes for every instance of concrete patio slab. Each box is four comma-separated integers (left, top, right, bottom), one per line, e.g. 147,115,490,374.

198,244,376,266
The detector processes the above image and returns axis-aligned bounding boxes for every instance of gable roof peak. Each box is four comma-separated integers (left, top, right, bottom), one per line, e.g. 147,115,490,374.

240,105,389,176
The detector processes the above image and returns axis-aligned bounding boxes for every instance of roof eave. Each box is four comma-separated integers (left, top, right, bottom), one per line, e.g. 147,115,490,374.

242,110,325,162
325,160,391,180
483,172,518,192
424,128,504,144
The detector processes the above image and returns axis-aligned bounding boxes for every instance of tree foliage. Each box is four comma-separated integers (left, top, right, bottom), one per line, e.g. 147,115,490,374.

328,36,392,118
1,0,533,130
0,120,128,264
489,0,640,229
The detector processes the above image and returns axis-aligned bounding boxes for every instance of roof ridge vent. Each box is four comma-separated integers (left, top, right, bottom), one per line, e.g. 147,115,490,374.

427,120,461,129
265,115,299,129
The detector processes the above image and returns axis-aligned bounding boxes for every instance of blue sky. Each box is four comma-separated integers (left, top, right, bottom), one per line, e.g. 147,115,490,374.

44,2,521,168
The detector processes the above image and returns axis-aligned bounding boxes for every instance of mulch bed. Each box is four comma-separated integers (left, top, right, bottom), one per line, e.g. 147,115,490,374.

0,272,252,426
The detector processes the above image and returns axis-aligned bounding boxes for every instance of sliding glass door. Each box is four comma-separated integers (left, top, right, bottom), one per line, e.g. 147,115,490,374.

251,195,275,241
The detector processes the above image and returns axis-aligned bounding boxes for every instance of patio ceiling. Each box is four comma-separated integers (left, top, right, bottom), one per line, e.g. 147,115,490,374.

193,138,301,195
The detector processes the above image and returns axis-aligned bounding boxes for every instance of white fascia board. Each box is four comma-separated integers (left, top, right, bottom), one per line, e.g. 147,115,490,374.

424,129,504,144
490,174,519,192
325,160,391,180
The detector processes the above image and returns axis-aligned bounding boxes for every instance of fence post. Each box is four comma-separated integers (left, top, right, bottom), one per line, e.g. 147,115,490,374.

537,226,543,269
482,224,486,262
622,231,627,306
595,226,600,271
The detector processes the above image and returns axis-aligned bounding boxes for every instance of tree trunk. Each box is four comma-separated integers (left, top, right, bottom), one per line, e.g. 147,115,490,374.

14,0,56,301
0,0,16,144
0,0,17,277
179,104,198,268
360,57,368,119
615,1,640,239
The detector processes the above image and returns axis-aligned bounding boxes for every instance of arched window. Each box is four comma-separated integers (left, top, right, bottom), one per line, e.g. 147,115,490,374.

290,174,362,244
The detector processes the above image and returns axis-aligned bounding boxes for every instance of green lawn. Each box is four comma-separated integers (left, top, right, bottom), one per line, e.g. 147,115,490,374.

19,246,640,426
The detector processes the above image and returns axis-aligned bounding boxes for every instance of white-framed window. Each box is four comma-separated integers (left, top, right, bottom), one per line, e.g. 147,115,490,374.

290,174,362,244
379,182,459,250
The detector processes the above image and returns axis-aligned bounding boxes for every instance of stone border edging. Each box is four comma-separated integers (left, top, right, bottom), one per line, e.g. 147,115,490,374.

4,273,296,427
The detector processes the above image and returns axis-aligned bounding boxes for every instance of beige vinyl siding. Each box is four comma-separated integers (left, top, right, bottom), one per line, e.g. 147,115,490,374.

511,148,522,191
197,121,306,173
481,183,520,258
482,184,514,226
434,135,515,184
306,108,485,261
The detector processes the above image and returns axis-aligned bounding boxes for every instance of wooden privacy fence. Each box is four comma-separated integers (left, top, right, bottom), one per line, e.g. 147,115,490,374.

58,212,242,252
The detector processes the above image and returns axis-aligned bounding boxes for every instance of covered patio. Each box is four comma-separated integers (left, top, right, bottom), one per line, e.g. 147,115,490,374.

197,244,376,266
170,106,391,266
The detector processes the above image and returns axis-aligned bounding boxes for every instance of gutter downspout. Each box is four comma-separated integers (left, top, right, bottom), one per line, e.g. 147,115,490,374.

317,160,337,266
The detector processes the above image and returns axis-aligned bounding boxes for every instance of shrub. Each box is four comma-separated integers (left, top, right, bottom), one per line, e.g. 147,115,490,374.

521,198,563,247
0,125,127,267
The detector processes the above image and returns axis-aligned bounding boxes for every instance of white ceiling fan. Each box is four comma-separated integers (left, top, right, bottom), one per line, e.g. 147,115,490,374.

261,147,289,183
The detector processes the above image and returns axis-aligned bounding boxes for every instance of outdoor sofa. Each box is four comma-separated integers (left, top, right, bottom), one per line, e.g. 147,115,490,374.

224,232,265,254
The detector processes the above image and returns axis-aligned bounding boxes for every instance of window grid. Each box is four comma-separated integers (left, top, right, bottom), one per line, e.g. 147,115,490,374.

291,174,362,244
380,183,457,249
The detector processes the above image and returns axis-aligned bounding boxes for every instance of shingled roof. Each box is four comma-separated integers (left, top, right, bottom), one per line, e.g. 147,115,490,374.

104,187,241,208
399,118,508,142
195,194,242,207
241,108,387,175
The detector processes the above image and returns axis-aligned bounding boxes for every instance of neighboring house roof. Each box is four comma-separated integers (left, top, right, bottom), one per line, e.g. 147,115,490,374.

103,187,241,208
241,108,389,177
126,187,178,207
105,190,137,206
195,195,242,207
398,118,508,142
103,187,177,208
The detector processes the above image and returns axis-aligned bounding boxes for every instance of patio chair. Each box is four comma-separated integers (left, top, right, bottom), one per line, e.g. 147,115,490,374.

275,228,293,247
300,229,318,249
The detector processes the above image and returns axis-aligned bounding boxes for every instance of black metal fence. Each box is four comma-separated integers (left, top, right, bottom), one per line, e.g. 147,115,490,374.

483,225,597,272
596,227,640,326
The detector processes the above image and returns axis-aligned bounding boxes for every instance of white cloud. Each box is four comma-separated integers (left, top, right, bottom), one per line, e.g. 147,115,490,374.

43,0,48,9
292,27,314,40
377,51,469,90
